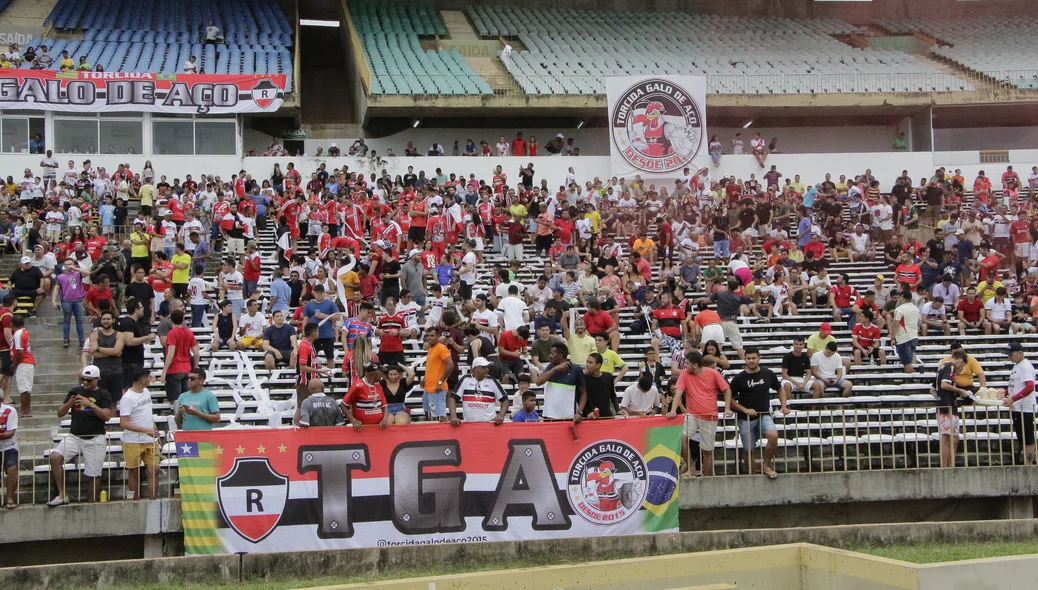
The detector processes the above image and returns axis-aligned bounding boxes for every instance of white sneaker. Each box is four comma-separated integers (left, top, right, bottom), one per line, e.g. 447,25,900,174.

46,496,68,507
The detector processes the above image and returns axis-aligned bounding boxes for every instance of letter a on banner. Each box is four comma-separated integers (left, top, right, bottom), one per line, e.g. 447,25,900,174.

607,76,708,179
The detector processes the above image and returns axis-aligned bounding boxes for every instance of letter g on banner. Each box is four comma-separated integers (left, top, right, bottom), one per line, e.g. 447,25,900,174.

390,441,466,535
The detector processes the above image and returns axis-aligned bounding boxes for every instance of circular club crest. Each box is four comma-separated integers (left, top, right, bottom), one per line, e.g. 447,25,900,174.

567,440,647,525
611,78,704,174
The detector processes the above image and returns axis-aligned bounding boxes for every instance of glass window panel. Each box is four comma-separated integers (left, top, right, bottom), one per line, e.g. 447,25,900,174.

195,121,236,155
54,119,99,153
100,120,143,155
152,120,194,155
1,117,28,153
28,118,44,153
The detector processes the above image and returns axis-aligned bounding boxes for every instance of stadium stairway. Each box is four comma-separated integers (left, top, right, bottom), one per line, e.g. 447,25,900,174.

441,10,477,41
0,0,58,27
440,10,514,94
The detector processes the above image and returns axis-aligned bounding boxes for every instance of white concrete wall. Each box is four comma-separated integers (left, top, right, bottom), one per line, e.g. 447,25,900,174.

3,150,1035,190
239,150,1038,189
251,124,906,158
11,155,243,184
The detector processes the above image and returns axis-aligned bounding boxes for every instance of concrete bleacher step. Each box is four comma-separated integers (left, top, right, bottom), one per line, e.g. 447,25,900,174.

441,10,478,41
0,0,59,27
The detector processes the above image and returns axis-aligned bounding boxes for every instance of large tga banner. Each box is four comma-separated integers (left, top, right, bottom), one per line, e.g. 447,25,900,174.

0,71,286,114
607,75,707,178
177,418,681,554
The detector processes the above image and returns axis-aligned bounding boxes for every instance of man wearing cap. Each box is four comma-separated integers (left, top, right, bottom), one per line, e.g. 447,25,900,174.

9,255,45,316
48,365,113,505
806,322,835,359
1004,342,1036,465
448,357,510,426
295,378,345,428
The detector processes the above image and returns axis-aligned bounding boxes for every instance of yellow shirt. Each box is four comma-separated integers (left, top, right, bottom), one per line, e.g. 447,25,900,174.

633,238,656,257
566,333,596,366
59,58,74,71
339,270,359,299
130,231,150,258
584,211,601,234
806,333,835,355
939,355,984,388
791,181,805,194
835,182,848,195
600,349,625,374
0,59,11,69
508,203,527,221
171,253,192,284
138,183,154,206
977,281,1003,303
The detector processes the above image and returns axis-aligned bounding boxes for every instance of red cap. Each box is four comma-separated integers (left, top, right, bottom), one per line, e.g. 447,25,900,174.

820,322,832,335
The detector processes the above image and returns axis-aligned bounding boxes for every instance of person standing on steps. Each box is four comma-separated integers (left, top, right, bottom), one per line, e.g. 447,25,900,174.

9,315,34,418
88,310,125,399
47,365,113,506
52,258,91,348
0,293,15,408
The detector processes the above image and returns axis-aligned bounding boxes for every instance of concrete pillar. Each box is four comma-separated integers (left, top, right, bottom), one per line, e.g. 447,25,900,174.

999,497,1035,520
143,533,184,558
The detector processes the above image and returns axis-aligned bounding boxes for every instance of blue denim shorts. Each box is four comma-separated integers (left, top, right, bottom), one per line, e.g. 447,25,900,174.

737,414,777,451
387,403,408,415
1,448,17,470
895,338,918,366
423,391,448,418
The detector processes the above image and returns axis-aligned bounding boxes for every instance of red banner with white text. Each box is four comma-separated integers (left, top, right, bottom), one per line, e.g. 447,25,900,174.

177,419,682,554
0,71,286,114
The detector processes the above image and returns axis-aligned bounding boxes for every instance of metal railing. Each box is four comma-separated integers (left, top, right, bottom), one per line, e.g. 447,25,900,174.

6,401,1037,505
695,402,1037,477
7,429,180,505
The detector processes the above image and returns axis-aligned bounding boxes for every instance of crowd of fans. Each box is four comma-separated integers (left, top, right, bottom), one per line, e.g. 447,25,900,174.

0,23,224,72
1,151,1038,507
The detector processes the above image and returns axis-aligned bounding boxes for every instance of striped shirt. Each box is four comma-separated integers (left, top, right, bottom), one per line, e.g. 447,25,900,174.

296,339,317,386
342,317,373,350
344,379,386,424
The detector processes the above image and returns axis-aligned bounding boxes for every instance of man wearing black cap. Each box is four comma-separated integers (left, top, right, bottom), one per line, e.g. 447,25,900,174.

341,363,388,430
1004,342,1036,465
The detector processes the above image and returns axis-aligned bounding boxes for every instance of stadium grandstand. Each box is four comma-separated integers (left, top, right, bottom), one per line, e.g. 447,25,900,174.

1,0,1038,586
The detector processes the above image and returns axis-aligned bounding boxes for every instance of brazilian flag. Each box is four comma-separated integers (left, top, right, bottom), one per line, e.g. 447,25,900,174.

56,72,78,80
641,424,681,532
